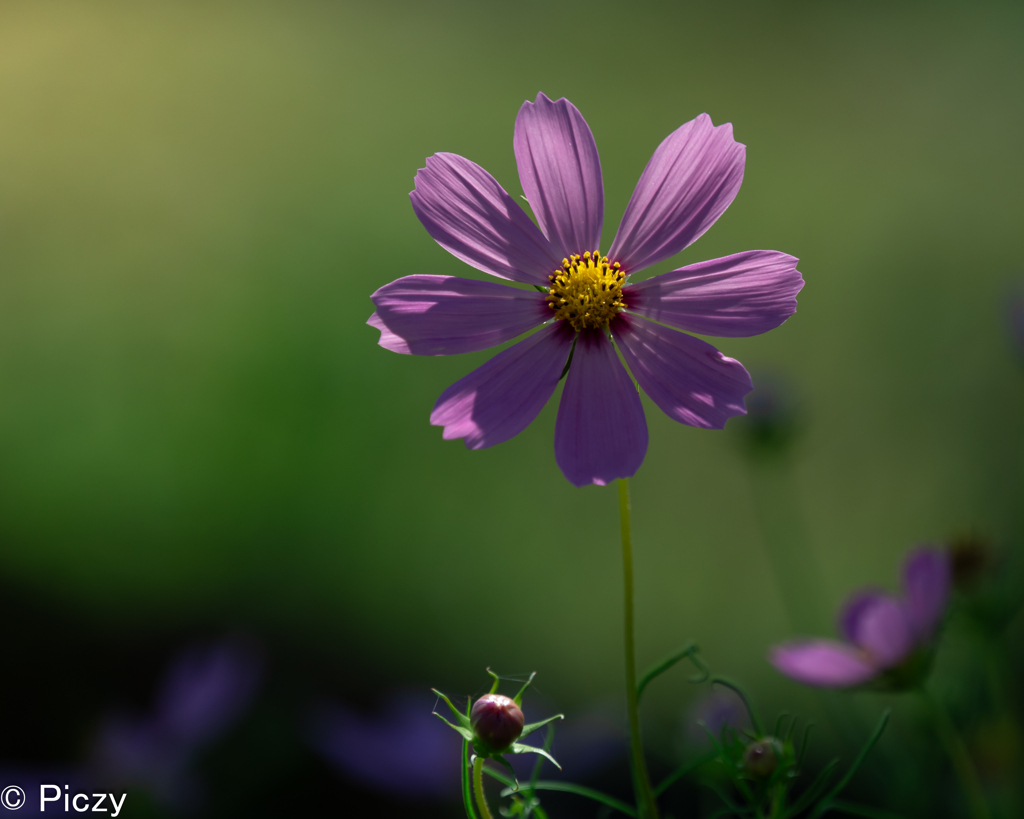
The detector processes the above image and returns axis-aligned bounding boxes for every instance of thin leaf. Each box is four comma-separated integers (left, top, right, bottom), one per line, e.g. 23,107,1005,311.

774,712,791,739
532,807,549,819
710,677,763,735
510,742,561,770
529,725,555,788
786,715,799,743
487,668,501,695
512,672,537,706
636,642,699,703
484,764,517,789
432,688,472,729
463,738,479,819
496,755,519,791
499,781,637,818
809,710,891,819
697,721,727,759
654,750,717,797
798,724,815,768
826,799,906,819
520,714,564,740
784,758,839,818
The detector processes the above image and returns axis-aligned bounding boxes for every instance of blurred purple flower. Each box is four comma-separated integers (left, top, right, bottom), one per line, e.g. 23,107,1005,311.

770,547,950,689
369,92,803,487
308,691,460,799
92,638,263,808
686,690,750,747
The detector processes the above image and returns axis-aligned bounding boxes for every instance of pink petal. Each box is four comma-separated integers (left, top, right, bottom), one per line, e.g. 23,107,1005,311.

410,153,563,286
609,114,745,274
367,311,410,354
554,330,648,487
902,547,951,642
514,93,604,259
769,640,879,689
612,314,751,430
370,275,548,355
624,251,803,338
838,589,887,643
850,596,914,669
430,323,574,449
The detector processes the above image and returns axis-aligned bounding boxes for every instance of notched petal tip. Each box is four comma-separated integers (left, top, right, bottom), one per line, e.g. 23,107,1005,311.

409,152,559,286
367,311,412,354
609,112,746,274
515,90,604,259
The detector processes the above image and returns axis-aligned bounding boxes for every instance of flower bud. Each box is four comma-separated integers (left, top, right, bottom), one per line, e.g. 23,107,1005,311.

743,738,780,778
471,694,524,753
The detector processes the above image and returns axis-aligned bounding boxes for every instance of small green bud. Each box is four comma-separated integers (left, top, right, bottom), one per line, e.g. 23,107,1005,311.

471,693,524,753
743,738,781,778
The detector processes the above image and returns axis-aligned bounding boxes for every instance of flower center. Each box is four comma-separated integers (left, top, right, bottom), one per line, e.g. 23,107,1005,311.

546,251,625,331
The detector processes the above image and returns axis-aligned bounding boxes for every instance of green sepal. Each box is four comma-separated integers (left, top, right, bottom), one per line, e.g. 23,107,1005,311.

487,667,501,695
520,713,563,740
512,672,537,706
433,710,474,741
432,688,471,729
510,742,561,770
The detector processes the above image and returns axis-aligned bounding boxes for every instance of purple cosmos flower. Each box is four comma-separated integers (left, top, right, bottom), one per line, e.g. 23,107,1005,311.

92,639,263,809
769,547,951,689
308,691,461,799
368,93,804,487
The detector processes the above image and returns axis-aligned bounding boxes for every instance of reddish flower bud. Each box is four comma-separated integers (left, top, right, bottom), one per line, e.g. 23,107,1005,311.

743,738,780,778
471,694,524,752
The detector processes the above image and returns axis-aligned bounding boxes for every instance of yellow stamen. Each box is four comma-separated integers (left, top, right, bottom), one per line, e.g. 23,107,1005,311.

546,250,625,331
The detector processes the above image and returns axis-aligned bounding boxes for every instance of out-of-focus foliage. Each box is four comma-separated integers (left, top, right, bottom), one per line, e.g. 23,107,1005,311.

0,1,1022,816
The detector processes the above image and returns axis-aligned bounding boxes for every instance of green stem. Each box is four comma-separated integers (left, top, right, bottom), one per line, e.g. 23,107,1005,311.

618,478,659,819
473,757,496,819
918,688,990,819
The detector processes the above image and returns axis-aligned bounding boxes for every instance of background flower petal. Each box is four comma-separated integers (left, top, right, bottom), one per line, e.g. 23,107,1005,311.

608,114,744,274
430,322,574,449
769,640,879,688
554,329,648,487
902,547,951,642
837,588,887,643
514,92,604,259
410,152,562,285
849,596,913,669
624,250,803,337
370,275,548,355
613,314,751,429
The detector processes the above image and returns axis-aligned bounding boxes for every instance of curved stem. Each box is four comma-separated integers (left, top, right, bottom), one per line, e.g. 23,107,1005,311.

618,478,659,819
473,757,496,819
918,688,990,819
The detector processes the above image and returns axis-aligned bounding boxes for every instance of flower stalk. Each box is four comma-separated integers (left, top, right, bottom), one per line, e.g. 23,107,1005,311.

918,687,990,819
618,478,659,819
473,756,496,819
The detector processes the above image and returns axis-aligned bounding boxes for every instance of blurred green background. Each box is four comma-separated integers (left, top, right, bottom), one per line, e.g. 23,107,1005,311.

0,0,1022,805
